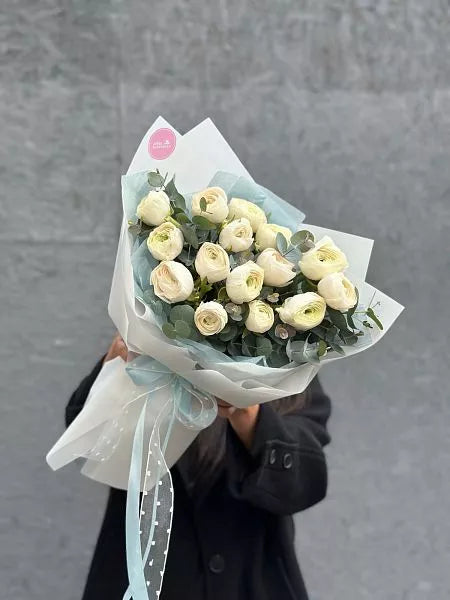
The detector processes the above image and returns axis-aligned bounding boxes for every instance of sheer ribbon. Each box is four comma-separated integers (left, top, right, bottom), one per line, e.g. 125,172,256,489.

84,355,217,600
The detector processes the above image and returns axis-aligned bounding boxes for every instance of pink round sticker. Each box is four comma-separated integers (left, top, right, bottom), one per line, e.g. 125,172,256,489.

148,128,176,160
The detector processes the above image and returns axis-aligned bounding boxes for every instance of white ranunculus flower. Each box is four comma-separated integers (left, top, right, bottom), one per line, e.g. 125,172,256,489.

245,300,274,334
276,293,326,331
255,223,292,251
194,242,230,284
194,301,228,336
218,218,254,252
228,197,267,232
317,272,357,310
147,222,184,261
256,248,295,287
225,261,264,304
299,236,348,281
191,186,229,224
136,190,171,226
150,260,194,304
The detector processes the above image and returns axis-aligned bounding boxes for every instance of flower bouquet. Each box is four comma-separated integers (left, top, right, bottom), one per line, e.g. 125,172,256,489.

47,117,403,600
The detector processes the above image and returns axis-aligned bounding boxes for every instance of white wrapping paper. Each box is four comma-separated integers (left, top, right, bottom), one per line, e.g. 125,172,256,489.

47,117,404,490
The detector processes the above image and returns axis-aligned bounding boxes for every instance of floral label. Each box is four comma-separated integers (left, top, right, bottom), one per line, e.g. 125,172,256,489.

148,128,176,160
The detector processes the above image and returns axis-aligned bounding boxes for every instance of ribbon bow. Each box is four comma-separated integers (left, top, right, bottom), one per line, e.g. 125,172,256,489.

90,356,217,600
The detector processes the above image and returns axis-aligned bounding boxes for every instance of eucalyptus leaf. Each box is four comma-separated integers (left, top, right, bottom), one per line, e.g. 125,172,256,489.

170,304,195,325
174,320,191,338
147,171,165,188
210,339,227,353
165,177,186,209
268,347,290,367
242,333,256,357
329,341,345,355
327,307,349,331
180,224,199,249
227,341,241,357
346,313,356,330
256,336,273,357
162,322,177,339
366,307,383,330
301,278,318,293
199,197,207,212
338,331,359,345
347,288,359,318
217,287,228,302
177,249,195,266
317,339,327,358
260,286,273,300
192,215,217,230
302,336,321,364
276,232,288,254
175,213,191,225
219,325,239,342
291,230,314,248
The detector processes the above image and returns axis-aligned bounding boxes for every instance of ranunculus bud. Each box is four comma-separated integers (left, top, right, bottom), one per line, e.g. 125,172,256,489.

228,197,267,232
299,236,348,281
218,218,253,252
255,223,292,250
150,260,194,304
191,187,229,224
245,300,274,334
194,242,230,284
136,190,171,226
225,261,264,304
276,293,326,331
317,272,357,310
147,222,184,261
194,301,228,336
256,248,295,287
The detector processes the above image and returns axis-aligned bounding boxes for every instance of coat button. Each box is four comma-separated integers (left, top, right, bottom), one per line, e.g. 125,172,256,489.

283,452,293,469
208,554,225,574
269,448,277,465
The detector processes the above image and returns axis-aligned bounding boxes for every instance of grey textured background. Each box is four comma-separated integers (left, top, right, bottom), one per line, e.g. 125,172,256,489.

1,1,449,599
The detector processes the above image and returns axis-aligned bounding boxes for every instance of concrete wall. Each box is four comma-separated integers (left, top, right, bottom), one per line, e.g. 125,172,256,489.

1,1,449,598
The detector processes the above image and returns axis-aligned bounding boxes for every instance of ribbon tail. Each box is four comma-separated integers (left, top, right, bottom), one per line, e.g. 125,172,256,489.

123,390,177,600
124,400,149,599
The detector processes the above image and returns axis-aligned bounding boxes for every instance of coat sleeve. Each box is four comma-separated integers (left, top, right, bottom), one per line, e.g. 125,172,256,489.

226,377,331,516
65,356,105,427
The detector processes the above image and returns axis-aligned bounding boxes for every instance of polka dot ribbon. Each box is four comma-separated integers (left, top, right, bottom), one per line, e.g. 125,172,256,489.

92,356,217,600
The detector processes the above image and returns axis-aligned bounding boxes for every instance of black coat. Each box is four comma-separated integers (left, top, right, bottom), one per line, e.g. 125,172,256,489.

66,359,331,600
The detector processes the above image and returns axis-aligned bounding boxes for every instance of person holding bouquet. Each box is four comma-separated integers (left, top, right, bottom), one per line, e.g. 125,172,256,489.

66,333,331,600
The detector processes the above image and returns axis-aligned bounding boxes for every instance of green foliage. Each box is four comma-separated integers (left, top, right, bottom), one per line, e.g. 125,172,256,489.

276,232,289,254
192,215,217,230
291,230,315,253
147,170,165,188
326,307,349,331
174,320,191,338
128,219,152,238
217,287,229,302
180,224,199,249
162,322,177,339
177,249,195,267
317,339,328,357
170,304,195,326
188,278,213,304
210,339,227,353
199,197,207,212
219,325,239,342
366,307,383,330
256,336,273,358
165,176,186,209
